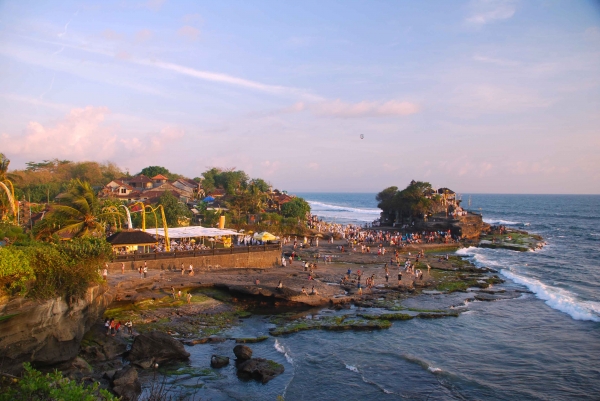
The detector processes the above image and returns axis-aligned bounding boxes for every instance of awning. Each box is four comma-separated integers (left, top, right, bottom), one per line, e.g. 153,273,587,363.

144,226,242,238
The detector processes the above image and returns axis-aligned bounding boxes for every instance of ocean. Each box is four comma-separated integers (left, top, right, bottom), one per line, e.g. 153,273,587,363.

181,193,600,400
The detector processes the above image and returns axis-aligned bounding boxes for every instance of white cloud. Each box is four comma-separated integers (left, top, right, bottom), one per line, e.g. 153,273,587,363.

275,99,420,118
473,55,520,66
260,160,281,176
140,59,296,94
466,0,516,25
453,84,552,113
308,162,319,170
135,29,153,42
177,25,200,40
1,106,117,161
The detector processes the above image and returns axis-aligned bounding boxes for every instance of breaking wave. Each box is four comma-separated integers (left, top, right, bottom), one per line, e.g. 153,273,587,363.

500,269,600,322
274,339,294,364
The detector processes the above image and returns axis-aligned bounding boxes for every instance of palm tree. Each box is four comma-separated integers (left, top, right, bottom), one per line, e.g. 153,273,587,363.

0,153,17,222
47,179,117,238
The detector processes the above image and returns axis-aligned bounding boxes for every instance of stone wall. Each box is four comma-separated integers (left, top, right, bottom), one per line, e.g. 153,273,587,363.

107,249,282,272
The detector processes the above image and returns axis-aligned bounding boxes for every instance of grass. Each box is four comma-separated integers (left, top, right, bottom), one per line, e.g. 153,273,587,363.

0,313,19,322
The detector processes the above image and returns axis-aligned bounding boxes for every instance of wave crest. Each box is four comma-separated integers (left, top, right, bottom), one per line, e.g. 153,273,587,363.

501,269,600,322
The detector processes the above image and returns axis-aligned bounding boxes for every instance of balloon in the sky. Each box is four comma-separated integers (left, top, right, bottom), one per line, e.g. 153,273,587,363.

360,134,364,139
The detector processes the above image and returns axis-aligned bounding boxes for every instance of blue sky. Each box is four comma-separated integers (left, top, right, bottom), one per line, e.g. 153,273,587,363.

1,0,599,193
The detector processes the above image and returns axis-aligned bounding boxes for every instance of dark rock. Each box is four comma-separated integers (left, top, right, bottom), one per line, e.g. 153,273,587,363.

127,331,190,369
233,344,253,361
103,369,117,381
236,358,284,383
211,355,230,368
112,366,141,401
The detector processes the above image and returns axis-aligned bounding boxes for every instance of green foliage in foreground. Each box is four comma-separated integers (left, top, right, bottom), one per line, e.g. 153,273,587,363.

0,237,112,301
0,363,117,401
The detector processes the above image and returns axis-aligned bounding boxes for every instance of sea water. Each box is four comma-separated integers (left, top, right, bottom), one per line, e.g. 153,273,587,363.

181,194,600,400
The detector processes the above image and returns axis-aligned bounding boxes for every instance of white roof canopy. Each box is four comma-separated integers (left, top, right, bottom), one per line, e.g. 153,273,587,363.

144,226,242,238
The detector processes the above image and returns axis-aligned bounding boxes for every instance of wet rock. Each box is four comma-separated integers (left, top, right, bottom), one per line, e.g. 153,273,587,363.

233,344,253,361
236,358,284,384
112,366,141,401
474,293,501,302
211,355,230,368
127,331,190,368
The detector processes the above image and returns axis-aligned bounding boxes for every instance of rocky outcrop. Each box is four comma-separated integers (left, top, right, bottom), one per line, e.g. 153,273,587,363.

236,358,284,384
211,355,230,368
233,344,252,361
0,284,113,375
233,344,284,384
111,366,141,401
126,331,190,369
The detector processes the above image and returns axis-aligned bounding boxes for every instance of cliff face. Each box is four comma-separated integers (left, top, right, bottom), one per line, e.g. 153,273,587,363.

414,213,485,240
0,284,113,375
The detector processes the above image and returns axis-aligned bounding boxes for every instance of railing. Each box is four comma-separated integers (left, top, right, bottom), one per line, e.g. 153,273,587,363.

112,243,281,262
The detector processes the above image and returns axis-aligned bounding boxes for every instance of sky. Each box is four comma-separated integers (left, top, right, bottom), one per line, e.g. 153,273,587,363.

0,0,599,194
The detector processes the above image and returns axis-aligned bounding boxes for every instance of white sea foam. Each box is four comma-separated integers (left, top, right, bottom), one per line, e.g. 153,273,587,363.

483,218,520,225
428,366,442,373
501,269,600,322
274,339,294,364
345,364,359,373
307,200,381,215
456,246,478,256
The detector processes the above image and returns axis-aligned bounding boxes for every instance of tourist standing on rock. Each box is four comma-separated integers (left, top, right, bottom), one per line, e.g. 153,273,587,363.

171,286,176,299
178,290,182,299
188,264,194,276
143,265,148,278
139,266,143,278
181,263,185,275
187,293,192,304
121,262,125,274
385,267,390,283
125,320,133,335
398,270,403,285
102,268,108,281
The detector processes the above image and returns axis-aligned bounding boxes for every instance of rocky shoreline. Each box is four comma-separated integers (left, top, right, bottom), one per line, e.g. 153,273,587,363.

1,231,544,399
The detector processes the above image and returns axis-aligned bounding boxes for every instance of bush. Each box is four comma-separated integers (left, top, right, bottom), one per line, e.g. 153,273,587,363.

0,247,34,295
0,363,117,401
2,237,113,302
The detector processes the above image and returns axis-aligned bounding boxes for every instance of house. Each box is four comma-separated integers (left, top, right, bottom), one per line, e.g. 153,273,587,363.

172,178,197,198
121,175,153,190
151,174,169,187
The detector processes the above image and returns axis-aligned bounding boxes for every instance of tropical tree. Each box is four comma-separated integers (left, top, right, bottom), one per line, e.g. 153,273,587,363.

0,153,17,223
158,191,192,227
281,197,311,219
44,179,117,238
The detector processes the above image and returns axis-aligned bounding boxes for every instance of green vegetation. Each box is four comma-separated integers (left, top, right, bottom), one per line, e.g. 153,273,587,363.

280,197,311,219
269,316,393,336
0,237,112,301
377,180,443,223
0,363,117,401
235,336,269,343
